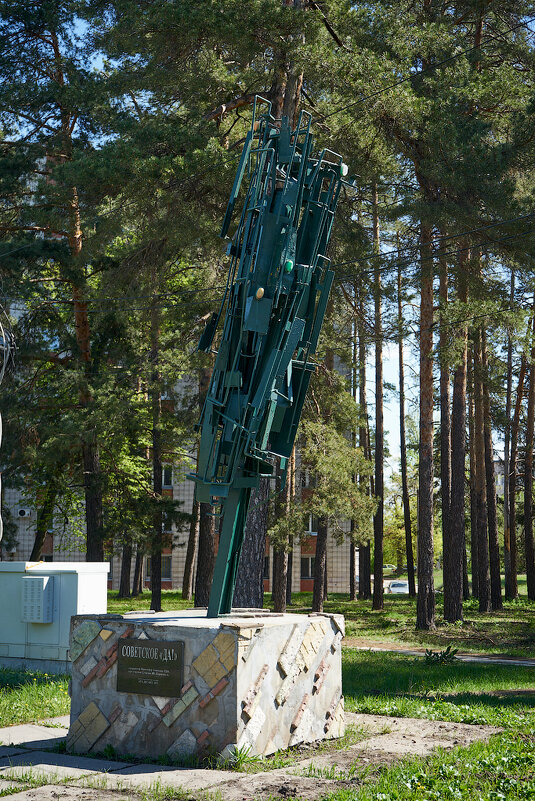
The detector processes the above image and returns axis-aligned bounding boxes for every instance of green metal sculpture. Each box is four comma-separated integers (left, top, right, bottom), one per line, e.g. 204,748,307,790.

190,98,347,617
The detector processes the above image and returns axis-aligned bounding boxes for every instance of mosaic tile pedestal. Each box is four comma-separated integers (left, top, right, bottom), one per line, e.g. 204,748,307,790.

67,610,344,759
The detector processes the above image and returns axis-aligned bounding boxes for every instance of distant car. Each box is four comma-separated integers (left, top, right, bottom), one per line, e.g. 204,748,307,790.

387,580,410,594
383,564,396,571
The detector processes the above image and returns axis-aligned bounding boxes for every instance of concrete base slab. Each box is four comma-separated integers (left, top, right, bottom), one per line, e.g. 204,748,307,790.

0,750,134,782
75,764,234,792
40,716,71,729
0,746,27,758
68,609,345,758
0,722,69,748
0,776,28,792
0,785,137,800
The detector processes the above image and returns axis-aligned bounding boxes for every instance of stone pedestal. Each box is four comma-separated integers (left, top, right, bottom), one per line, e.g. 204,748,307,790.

67,609,344,759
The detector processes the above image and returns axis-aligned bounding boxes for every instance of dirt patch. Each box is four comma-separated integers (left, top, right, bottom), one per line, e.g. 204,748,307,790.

199,712,501,801
2,713,501,801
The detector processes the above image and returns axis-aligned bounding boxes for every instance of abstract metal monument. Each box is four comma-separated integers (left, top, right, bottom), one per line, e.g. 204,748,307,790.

190,98,347,617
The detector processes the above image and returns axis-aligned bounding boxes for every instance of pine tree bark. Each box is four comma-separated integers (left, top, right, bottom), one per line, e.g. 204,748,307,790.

508,358,525,601
398,262,415,596
150,286,163,613
474,327,491,612
234,478,269,609
195,504,216,607
482,330,502,610
468,354,479,598
131,547,144,596
372,185,384,611
439,255,452,607
194,366,216,606
272,451,293,612
503,269,515,599
182,500,200,600
272,548,288,611
118,542,132,598
312,517,328,612
29,473,59,561
444,256,468,622
358,292,372,600
524,312,535,601
416,221,436,630
286,538,293,605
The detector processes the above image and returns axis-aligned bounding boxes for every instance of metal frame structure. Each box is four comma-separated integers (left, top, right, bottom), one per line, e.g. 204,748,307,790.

190,99,347,616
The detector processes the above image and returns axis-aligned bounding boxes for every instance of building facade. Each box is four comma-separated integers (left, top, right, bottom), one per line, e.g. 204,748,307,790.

2,467,358,597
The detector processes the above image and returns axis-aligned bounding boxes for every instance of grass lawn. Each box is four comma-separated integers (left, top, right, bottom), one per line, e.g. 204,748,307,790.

2,604,534,799
108,586,535,656
0,667,69,728
335,650,535,800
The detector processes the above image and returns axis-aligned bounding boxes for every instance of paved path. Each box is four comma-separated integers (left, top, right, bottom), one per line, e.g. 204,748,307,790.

0,713,500,800
344,642,535,667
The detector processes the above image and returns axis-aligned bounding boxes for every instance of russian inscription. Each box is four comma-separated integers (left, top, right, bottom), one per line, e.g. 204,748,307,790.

117,638,184,696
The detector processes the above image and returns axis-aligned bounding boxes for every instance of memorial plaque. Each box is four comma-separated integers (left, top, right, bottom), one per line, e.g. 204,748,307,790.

117,638,184,696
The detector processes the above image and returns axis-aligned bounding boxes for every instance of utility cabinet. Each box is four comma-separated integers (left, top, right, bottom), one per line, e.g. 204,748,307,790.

0,562,109,674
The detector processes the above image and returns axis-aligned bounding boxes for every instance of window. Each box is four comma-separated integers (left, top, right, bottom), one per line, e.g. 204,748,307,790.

307,515,319,535
301,556,315,579
145,555,172,582
300,469,317,489
263,555,270,580
162,555,172,581
162,466,173,488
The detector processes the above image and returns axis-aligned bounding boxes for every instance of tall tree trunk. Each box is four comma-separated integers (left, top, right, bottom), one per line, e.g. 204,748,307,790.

482,330,502,610
444,254,468,622
372,184,384,611
195,504,216,607
182,499,200,600
463,544,470,600
312,517,328,612
468,353,479,598
272,548,288,611
508,358,525,601
524,311,535,601
194,366,216,606
118,542,132,598
503,269,515,599
29,472,59,561
439,254,452,604
398,262,415,596
474,327,491,612
286,536,293,605
416,221,436,630
234,478,270,608
131,547,144,596
150,285,163,613
272,451,294,612
349,530,357,601
358,291,372,600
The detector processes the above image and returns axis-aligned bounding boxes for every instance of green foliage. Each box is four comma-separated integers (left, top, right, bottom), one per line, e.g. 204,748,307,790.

424,645,459,665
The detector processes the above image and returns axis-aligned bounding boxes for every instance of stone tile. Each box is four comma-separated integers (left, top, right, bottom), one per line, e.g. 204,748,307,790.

167,728,197,758
67,702,110,753
162,686,199,727
70,621,102,662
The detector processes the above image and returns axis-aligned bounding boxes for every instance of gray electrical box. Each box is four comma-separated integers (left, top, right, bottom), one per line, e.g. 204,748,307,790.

21,575,54,623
